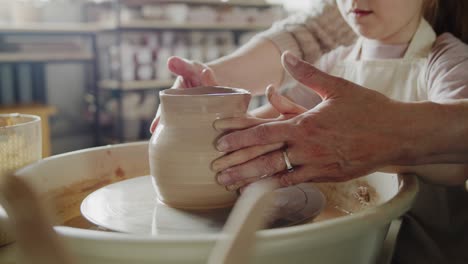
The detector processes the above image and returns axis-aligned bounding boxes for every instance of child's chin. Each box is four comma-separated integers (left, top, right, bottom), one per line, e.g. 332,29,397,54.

352,26,383,40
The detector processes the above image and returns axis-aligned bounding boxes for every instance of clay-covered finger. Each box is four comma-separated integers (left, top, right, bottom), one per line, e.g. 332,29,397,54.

276,164,352,187
201,68,219,86
150,107,161,133
216,121,292,152
212,142,284,172
276,166,312,187
213,116,275,132
266,85,307,115
167,56,202,87
216,150,288,186
225,176,262,192
170,76,185,89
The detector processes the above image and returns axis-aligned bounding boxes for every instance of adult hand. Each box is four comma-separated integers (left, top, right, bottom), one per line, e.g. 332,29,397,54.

218,85,308,191
150,56,218,132
212,51,414,187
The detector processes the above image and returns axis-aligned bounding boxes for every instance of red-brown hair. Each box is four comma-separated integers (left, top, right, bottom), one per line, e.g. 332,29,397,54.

424,0,468,43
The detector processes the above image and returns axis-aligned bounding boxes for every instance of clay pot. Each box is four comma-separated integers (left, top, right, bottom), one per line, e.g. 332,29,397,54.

149,86,251,209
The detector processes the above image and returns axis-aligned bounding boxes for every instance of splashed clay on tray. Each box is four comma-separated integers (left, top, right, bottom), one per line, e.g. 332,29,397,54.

149,86,251,210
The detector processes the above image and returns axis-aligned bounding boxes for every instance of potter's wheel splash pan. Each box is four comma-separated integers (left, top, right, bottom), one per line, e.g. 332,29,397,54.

10,142,418,264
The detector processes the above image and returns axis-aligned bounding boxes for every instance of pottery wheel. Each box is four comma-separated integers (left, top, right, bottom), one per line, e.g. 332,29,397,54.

81,176,325,235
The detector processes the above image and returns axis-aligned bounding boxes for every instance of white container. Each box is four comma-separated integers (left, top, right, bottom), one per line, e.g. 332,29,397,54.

0,1,12,23
11,1,42,25
121,64,136,82
42,1,83,23
165,4,189,24
1,142,418,264
135,48,153,65
136,64,154,80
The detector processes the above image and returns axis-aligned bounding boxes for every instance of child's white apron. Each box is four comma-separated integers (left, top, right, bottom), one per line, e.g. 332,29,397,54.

329,19,435,101
329,19,468,264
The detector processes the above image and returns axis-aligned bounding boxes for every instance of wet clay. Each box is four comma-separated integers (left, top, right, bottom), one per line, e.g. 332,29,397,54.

313,205,350,222
313,180,378,222
149,87,251,210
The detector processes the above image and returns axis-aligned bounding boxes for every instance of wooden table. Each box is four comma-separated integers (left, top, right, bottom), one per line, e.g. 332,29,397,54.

0,104,57,157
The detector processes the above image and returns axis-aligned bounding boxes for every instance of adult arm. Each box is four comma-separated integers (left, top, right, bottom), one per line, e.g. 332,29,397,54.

212,52,468,188
380,33,468,186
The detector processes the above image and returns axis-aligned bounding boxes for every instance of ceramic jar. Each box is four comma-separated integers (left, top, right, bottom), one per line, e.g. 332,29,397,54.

149,87,251,209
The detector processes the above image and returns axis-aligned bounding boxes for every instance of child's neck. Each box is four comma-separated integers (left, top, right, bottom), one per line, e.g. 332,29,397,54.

364,17,422,46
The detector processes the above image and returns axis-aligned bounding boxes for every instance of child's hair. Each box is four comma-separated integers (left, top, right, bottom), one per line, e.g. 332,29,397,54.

424,0,468,44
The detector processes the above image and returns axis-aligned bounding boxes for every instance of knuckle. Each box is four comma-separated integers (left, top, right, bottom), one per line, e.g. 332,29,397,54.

333,76,352,91
294,115,318,136
225,168,242,181
252,124,270,144
290,172,306,185
257,154,279,175
280,173,301,186
300,68,318,83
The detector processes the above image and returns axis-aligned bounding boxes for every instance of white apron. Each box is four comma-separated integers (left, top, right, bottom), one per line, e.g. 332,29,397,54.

329,19,435,101
328,19,468,264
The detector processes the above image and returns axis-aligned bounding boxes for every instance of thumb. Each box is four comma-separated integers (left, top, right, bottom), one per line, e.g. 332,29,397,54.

201,68,219,86
167,56,202,87
281,51,341,100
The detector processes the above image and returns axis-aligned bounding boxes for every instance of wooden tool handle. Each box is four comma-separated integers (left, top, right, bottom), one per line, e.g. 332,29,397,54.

208,178,280,264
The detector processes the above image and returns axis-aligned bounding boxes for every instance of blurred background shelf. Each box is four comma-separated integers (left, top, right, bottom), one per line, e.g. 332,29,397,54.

0,23,99,35
0,20,101,151
101,21,271,31
0,0,286,151
99,79,174,90
0,52,94,63
92,0,279,8
90,0,285,144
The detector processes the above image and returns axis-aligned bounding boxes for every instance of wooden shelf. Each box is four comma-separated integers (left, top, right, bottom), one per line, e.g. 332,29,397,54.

0,52,94,63
99,80,174,90
0,23,99,35
94,0,279,8
101,21,271,31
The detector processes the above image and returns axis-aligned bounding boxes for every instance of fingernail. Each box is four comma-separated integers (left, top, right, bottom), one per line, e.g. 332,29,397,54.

284,52,298,66
226,183,240,192
216,139,229,152
266,85,274,98
211,160,221,172
213,119,225,132
217,172,232,185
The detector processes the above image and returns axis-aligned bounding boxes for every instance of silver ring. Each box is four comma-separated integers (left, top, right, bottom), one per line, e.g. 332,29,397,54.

282,150,294,172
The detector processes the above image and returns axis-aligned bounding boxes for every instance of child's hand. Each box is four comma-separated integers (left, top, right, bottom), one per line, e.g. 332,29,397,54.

150,57,219,133
168,56,218,88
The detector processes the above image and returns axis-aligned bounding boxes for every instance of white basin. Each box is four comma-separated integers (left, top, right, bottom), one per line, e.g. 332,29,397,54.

6,142,418,264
